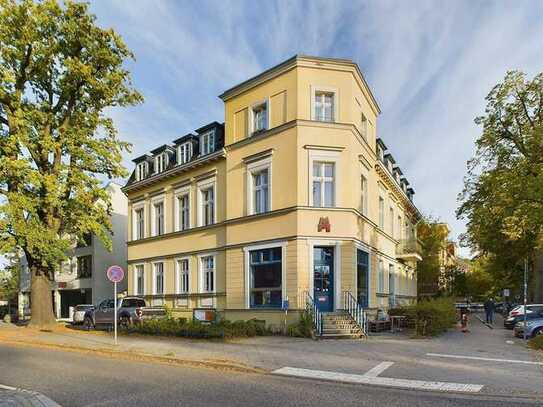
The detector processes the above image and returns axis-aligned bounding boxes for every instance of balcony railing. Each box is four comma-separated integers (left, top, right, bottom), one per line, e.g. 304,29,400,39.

396,238,423,261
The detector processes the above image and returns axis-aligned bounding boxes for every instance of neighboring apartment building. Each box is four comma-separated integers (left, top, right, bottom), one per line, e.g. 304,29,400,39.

123,55,422,328
18,182,128,319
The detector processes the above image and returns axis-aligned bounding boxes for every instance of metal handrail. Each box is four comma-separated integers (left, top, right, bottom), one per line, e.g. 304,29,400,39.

305,292,322,336
342,291,368,336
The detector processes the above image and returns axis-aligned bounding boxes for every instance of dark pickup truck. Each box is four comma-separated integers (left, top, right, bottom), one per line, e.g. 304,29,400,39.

83,297,166,329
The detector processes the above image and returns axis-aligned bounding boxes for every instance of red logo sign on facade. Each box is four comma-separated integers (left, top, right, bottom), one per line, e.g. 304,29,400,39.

318,217,331,232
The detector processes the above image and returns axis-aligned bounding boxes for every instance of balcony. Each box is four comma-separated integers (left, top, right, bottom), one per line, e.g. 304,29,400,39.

396,238,423,262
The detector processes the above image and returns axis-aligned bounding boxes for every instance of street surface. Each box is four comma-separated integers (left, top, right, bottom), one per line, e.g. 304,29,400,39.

0,343,540,407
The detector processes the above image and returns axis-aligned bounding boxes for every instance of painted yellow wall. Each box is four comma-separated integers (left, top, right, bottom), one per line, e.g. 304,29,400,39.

125,56,420,322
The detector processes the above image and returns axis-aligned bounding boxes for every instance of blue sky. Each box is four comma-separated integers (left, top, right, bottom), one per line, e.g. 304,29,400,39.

89,0,543,256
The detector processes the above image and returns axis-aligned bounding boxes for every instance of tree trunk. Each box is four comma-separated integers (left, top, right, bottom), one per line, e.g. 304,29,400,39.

29,270,56,327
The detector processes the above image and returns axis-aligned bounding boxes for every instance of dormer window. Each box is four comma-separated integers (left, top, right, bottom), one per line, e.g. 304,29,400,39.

200,131,215,156
136,162,148,181
178,143,192,165
251,101,268,134
155,152,169,173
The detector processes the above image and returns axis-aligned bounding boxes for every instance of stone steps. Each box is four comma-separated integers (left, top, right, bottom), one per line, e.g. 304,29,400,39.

319,311,364,339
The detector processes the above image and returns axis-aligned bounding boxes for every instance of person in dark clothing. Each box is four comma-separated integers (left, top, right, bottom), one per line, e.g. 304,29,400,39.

484,298,495,324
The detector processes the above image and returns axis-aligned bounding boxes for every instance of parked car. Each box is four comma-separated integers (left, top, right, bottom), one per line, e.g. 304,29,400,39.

504,310,543,329
72,304,95,325
83,297,166,330
508,304,543,317
513,317,543,338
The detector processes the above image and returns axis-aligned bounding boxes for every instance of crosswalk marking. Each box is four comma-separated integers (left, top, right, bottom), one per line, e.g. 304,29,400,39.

426,353,543,366
272,366,484,393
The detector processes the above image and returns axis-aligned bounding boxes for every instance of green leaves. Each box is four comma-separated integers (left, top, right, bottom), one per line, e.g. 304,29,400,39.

457,70,543,289
0,0,142,277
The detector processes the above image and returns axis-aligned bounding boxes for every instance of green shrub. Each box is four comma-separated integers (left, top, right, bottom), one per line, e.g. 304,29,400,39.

528,335,543,350
130,317,270,340
287,310,314,338
389,298,456,337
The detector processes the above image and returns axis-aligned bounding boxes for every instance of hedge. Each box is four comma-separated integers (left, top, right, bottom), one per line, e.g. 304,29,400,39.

287,310,313,338
389,297,456,337
129,317,269,339
528,335,543,350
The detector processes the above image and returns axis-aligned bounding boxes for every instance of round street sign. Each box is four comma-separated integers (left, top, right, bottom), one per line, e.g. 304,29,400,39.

107,265,124,283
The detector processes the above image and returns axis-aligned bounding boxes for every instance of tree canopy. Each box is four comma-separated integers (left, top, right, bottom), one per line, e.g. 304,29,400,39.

457,70,543,299
0,0,142,325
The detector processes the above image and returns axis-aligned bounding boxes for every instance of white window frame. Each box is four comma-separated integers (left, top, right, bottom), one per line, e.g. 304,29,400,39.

378,196,385,229
175,257,190,294
388,263,395,295
174,186,191,231
378,259,384,293
154,152,169,174
197,177,216,227
200,130,215,156
151,195,165,237
133,263,145,296
389,205,394,236
132,201,146,240
198,253,216,294
243,242,287,309
152,261,165,295
250,99,269,134
177,142,192,165
308,149,339,207
311,86,339,122
136,162,148,181
246,157,272,215
360,174,368,216
360,111,368,140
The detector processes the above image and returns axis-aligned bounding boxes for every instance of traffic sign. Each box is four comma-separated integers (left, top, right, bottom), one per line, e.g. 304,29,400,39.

107,265,124,283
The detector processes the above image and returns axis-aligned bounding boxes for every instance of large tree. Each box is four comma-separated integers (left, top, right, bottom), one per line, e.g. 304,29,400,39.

0,0,142,326
457,71,543,299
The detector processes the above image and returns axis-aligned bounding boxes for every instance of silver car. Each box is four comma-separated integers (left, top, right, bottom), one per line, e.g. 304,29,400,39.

83,297,166,330
72,304,95,325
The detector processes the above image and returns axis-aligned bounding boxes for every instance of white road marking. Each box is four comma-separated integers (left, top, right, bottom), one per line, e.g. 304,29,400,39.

0,384,17,390
426,353,543,366
272,366,483,393
364,361,394,377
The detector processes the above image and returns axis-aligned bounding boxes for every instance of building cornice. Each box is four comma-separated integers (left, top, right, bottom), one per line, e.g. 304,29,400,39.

122,149,226,194
218,55,381,116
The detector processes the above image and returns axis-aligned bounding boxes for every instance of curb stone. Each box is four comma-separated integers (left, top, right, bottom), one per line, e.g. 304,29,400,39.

0,386,62,407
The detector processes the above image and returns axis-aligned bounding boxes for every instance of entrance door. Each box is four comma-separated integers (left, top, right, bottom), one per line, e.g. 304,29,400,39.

314,246,334,312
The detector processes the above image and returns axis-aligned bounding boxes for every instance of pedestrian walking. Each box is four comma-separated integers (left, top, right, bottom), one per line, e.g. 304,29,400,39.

484,297,495,324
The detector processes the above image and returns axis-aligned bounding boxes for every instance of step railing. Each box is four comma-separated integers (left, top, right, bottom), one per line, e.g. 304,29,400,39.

342,291,368,336
305,291,322,336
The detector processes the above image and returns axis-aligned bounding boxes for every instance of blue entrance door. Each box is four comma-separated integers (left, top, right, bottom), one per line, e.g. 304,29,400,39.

314,246,334,312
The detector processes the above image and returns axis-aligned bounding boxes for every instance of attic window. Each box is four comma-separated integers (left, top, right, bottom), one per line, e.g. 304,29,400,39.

178,142,192,165
155,152,169,173
200,131,215,156
136,162,148,181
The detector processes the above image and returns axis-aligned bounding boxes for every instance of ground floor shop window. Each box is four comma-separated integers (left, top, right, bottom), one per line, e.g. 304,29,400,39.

357,249,369,307
249,247,282,308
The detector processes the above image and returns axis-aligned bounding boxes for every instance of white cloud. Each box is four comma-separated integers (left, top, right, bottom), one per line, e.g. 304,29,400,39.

89,0,543,256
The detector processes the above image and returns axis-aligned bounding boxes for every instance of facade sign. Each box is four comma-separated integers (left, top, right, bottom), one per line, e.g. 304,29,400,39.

318,217,331,232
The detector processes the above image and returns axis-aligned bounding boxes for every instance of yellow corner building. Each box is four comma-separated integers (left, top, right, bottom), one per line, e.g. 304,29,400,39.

122,55,422,333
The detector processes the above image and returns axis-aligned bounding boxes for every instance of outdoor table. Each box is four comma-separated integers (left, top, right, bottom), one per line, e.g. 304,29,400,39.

390,315,407,333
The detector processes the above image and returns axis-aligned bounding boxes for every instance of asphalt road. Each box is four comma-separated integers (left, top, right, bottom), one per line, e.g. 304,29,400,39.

0,344,540,407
